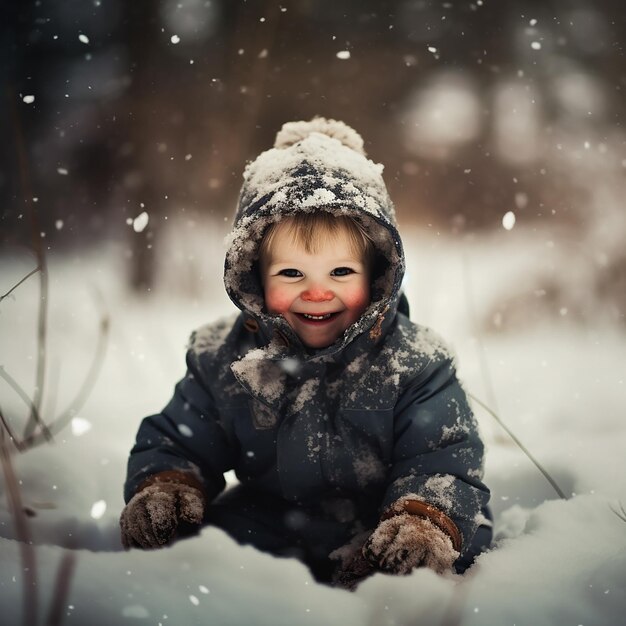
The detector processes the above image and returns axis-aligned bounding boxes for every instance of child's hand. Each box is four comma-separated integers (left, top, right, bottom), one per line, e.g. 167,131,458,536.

120,481,205,549
363,513,459,575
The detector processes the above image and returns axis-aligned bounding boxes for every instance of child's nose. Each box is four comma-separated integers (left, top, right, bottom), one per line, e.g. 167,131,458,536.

301,287,334,302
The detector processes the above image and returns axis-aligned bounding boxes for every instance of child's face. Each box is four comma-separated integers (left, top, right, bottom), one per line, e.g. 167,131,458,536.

263,230,370,349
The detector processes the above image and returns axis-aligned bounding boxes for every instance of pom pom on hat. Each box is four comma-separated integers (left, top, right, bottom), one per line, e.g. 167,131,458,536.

274,117,366,156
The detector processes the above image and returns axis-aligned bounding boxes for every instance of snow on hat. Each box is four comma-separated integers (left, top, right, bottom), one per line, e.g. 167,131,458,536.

224,118,405,331
231,117,397,229
273,117,366,154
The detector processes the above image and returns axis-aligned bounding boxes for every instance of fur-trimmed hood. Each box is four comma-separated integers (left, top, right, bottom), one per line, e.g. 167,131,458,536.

223,118,406,361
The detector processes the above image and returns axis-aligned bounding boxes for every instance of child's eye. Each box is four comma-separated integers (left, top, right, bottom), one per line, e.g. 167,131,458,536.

278,268,302,278
331,267,355,277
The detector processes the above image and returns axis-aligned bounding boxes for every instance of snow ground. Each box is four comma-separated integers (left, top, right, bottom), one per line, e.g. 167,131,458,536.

1,223,625,626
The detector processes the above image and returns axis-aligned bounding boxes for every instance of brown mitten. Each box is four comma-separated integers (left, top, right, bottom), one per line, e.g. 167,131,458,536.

120,475,205,549
334,550,374,590
363,506,460,575
330,531,376,590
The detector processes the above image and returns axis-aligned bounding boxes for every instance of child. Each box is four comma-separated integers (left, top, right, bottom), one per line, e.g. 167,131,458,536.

120,118,492,587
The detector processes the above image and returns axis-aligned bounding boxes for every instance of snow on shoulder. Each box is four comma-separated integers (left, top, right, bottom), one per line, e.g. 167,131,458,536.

398,320,455,366
187,314,238,356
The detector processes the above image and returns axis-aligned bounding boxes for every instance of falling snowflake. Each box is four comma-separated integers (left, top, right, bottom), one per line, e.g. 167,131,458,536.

177,424,193,437
502,211,516,230
78,34,90,44
133,211,149,233
336,50,350,60
71,417,92,436
90,500,107,519
23,95,35,104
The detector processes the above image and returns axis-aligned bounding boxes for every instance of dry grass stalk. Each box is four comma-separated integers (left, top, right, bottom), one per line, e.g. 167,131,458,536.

45,552,77,626
0,424,38,626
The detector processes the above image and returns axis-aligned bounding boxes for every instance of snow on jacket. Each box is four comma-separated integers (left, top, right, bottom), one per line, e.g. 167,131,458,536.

124,118,491,558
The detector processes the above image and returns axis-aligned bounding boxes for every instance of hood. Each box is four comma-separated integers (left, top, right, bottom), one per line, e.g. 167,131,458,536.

223,118,406,361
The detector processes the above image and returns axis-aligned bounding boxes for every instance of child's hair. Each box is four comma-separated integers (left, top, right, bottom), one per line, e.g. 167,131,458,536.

259,212,376,270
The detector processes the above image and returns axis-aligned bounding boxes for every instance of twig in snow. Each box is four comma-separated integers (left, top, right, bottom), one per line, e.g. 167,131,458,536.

21,289,110,451
610,501,626,523
46,551,77,626
9,84,49,442
469,393,567,500
0,424,38,626
0,266,41,304
0,399,22,452
12,215,47,443
22,249,48,441
0,366,52,448
0,286,109,452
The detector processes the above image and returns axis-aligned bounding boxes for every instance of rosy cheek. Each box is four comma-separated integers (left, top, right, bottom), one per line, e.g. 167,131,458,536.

264,286,293,314
342,285,370,311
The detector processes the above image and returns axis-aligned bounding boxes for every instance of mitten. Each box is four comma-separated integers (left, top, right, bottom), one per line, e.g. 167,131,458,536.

333,549,374,590
363,499,461,575
120,473,206,549
330,531,376,590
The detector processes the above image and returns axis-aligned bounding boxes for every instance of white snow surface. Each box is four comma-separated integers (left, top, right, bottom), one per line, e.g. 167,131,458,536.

1,223,625,625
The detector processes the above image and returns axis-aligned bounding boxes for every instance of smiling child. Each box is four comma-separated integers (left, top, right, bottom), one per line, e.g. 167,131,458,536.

120,118,492,588
260,213,372,349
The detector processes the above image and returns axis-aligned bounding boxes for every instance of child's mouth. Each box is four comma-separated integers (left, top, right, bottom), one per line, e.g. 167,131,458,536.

295,312,340,324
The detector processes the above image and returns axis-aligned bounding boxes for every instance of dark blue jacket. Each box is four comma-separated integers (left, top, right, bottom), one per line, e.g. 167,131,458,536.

125,308,490,558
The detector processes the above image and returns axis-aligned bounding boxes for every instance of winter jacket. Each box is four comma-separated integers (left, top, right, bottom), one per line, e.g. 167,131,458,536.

124,118,491,564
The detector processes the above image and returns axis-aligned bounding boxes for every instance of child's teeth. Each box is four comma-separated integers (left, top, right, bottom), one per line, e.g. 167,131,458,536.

303,313,331,320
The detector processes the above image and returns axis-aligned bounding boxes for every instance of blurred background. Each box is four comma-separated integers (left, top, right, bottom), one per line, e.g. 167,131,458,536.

2,0,625,326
